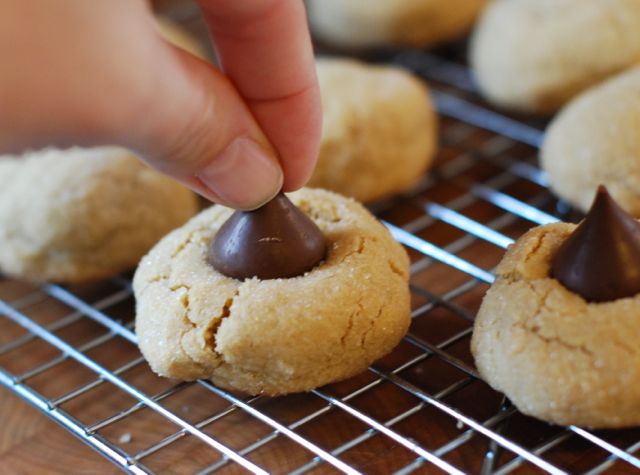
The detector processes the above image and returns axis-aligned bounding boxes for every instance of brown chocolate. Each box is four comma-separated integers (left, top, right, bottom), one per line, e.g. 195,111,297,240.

551,186,640,302
208,193,327,280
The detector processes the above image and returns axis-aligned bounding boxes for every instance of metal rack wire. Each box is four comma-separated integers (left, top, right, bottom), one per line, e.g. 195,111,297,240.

3,6,640,475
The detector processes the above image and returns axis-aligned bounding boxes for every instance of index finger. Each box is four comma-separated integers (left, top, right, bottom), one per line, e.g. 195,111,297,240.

197,0,322,191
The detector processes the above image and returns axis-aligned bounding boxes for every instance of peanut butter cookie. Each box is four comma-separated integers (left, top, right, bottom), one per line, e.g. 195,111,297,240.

134,188,411,395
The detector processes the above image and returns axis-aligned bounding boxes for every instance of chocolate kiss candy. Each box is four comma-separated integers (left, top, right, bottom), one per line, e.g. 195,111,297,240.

552,186,640,302
208,193,327,280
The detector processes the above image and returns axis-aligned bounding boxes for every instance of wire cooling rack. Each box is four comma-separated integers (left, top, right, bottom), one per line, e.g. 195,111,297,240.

3,6,640,475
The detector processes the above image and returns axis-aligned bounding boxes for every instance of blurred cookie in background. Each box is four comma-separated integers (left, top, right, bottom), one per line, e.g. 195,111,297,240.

307,0,486,50
0,17,211,283
0,147,197,283
308,58,437,203
471,0,640,114
541,66,640,216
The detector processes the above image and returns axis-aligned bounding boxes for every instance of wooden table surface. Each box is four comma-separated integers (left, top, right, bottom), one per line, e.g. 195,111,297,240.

0,390,116,474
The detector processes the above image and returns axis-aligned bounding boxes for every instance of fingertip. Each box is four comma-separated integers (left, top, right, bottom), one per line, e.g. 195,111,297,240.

193,137,284,210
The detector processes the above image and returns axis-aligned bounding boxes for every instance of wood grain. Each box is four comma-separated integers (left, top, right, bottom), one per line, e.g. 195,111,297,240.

0,390,117,474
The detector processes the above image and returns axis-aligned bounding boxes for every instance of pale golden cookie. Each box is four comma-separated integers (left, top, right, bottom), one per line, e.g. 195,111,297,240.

542,66,640,216
134,188,411,396
0,147,197,283
471,0,640,113
308,58,437,203
307,0,486,50
472,224,640,428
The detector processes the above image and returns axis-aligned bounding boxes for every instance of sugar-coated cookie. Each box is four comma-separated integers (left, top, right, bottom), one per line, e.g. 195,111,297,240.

307,0,486,50
471,0,640,113
541,67,640,215
308,58,437,203
134,188,411,396
0,147,197,283
472,224,640,428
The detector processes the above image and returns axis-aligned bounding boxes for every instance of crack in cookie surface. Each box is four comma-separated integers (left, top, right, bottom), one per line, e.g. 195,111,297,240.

360,306,381,350
205,288,240,364
169,282,209,376
340,304,358,347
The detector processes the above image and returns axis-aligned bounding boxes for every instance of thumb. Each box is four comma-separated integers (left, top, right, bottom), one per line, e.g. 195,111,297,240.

122,43,284,210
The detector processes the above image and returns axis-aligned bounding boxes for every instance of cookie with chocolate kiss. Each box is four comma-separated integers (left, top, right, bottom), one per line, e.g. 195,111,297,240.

134,188,411,396
472,186,640,428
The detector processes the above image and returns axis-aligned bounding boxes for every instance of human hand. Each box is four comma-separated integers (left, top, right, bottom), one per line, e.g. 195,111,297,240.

0,0,321,209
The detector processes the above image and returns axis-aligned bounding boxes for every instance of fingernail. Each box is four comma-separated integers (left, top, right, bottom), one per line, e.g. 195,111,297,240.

196,137,283,210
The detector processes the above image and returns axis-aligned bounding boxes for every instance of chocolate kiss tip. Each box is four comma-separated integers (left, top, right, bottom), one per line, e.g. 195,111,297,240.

551,185,640,302
208,193,327,280
595,183,609,200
